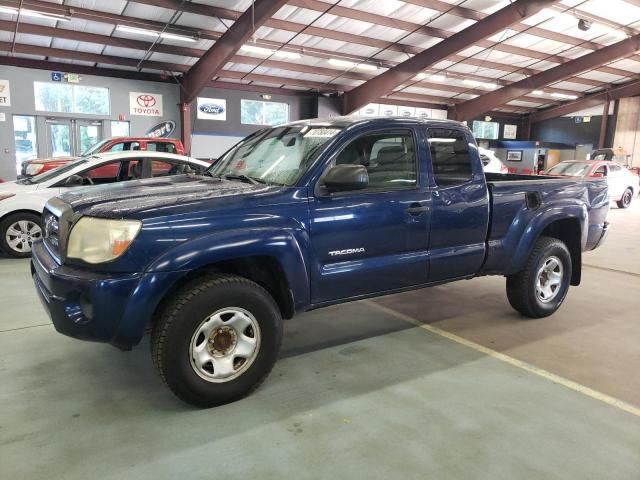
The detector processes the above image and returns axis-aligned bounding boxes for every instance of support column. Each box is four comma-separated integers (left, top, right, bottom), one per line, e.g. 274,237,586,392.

180,102,192,156
598,99,611,149
522,114,532,141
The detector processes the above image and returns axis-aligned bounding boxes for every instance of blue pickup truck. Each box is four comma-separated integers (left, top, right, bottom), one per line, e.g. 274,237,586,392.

31,117,609,407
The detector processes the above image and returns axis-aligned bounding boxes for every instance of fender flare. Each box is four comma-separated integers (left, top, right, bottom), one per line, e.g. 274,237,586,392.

505,202,586,277
146,226,311,310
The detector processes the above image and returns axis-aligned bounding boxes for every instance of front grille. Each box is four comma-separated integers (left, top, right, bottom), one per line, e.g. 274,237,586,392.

42,210,60,254
42,197,75,262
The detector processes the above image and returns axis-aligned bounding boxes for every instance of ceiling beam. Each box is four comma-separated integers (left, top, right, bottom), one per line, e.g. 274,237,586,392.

342,0,558,114
0,21,570,104
452,34,640,121
180,0,289,104
530,78,640,123
1,0,617,92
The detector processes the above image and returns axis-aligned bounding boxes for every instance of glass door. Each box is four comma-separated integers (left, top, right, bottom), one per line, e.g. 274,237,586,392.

45,119,73,157
45,118,103,157
76,120,103,156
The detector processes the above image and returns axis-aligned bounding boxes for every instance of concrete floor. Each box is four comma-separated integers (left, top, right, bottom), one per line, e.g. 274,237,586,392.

1,202,639,479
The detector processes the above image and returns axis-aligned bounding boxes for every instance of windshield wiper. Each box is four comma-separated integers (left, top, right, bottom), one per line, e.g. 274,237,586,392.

222,173,266,185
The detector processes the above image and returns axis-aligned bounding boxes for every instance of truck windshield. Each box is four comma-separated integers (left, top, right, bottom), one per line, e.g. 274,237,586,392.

546,162,591,177
81,139,111,157
209,125,342,185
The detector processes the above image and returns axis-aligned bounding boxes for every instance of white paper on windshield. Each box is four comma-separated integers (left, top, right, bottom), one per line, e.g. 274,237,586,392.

304,128,340,138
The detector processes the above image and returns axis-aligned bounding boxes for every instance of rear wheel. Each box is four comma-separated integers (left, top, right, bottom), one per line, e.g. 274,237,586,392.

0,212,42,258
616,188,633,209
506,236,572,318
151,273,283,407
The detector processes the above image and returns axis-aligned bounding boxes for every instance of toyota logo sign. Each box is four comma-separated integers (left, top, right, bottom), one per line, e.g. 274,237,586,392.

137,94,156,108
130,91,163,116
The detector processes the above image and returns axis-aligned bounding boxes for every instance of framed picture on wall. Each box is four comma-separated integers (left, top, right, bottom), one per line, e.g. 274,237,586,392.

506,150,523,162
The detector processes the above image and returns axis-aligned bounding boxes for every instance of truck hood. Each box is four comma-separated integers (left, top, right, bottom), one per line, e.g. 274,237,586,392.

58,174,277,218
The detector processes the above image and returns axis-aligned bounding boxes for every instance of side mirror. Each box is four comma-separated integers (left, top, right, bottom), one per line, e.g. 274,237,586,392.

64,174,84,187
323,164,369,193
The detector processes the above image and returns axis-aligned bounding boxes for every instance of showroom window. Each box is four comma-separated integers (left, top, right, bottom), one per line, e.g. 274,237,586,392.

334,131,417,191
111,120,130,137
34,82,110,116
428,128,473,186
241,99,289,126
13,115,38,171
472,120,499,140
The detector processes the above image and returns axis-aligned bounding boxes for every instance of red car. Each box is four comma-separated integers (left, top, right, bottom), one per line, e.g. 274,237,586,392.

20,137,186,178
544,160,638,208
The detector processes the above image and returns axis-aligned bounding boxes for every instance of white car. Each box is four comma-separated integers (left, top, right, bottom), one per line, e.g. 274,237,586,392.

479,147,509,174
0,151,210,257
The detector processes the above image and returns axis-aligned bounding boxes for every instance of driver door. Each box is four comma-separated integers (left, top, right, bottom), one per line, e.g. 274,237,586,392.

308,127,431,304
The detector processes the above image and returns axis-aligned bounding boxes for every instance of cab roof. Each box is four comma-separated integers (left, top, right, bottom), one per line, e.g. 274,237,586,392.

283,116,466,129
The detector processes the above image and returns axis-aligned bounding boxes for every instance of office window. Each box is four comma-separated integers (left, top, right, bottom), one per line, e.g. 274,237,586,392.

34,82,110,115
472,120,499,140
241,99,289,126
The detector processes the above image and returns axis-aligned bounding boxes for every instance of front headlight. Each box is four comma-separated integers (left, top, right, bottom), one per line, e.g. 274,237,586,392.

67,217,142,264
25,163,44,176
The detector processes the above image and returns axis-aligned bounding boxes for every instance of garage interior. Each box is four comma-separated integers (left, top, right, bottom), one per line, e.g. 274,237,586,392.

1,0,640,478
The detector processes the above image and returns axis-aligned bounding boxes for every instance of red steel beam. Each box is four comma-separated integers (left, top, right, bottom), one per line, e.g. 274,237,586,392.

342,0,557,114
454,34,640,121
181,0,289,104
530,78,640,123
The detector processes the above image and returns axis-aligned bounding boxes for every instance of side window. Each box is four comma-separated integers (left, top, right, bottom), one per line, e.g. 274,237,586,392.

428,128,473,187
79,161,122,185
148,142,176,154
609,163,622,174
106,141,139,153
150,159,197,177
333,131,417,190
594,165,607,176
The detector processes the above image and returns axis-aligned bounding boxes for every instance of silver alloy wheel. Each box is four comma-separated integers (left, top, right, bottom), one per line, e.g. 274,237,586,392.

5,220,42,253
622,189,633,207
535,255,563,303
189,307,261,383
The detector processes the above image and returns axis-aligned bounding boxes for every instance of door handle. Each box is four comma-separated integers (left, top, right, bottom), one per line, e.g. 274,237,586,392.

406,203,429,216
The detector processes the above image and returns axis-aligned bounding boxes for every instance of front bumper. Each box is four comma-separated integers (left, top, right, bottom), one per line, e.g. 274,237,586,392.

31,240,183,347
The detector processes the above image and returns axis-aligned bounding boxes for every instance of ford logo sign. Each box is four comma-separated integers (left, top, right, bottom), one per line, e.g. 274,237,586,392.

199,103,225,115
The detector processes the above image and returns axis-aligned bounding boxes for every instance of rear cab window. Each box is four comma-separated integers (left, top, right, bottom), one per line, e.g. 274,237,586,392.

427,128,473,186
147,142,177,154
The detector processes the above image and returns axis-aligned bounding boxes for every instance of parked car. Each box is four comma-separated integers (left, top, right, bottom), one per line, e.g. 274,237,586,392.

0,151,209,257
19,137,186,178
31,117,609,407
479,147,509,173
544,160,637,208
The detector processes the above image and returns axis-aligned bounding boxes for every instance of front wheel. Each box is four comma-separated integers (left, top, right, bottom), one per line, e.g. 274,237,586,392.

616,188,633,209
506,236,572,318
151,273,283,407
0,212,42,258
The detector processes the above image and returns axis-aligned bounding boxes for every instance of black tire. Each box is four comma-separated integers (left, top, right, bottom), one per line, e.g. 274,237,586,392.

151,273,283,408
0,212,42,258
506,236,572,318
616,188,633,209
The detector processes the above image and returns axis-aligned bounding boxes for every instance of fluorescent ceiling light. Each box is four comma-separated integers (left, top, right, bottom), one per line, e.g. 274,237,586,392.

240,44,301,59
328,58,378,71
551,92,578,100
0,6,71,21
532,90,544,95
463,79,499,89
116,25,197,43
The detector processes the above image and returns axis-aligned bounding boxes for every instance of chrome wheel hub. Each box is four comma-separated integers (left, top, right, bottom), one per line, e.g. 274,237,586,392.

5,220,42,253
535,256,563,303
189,308,261,383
